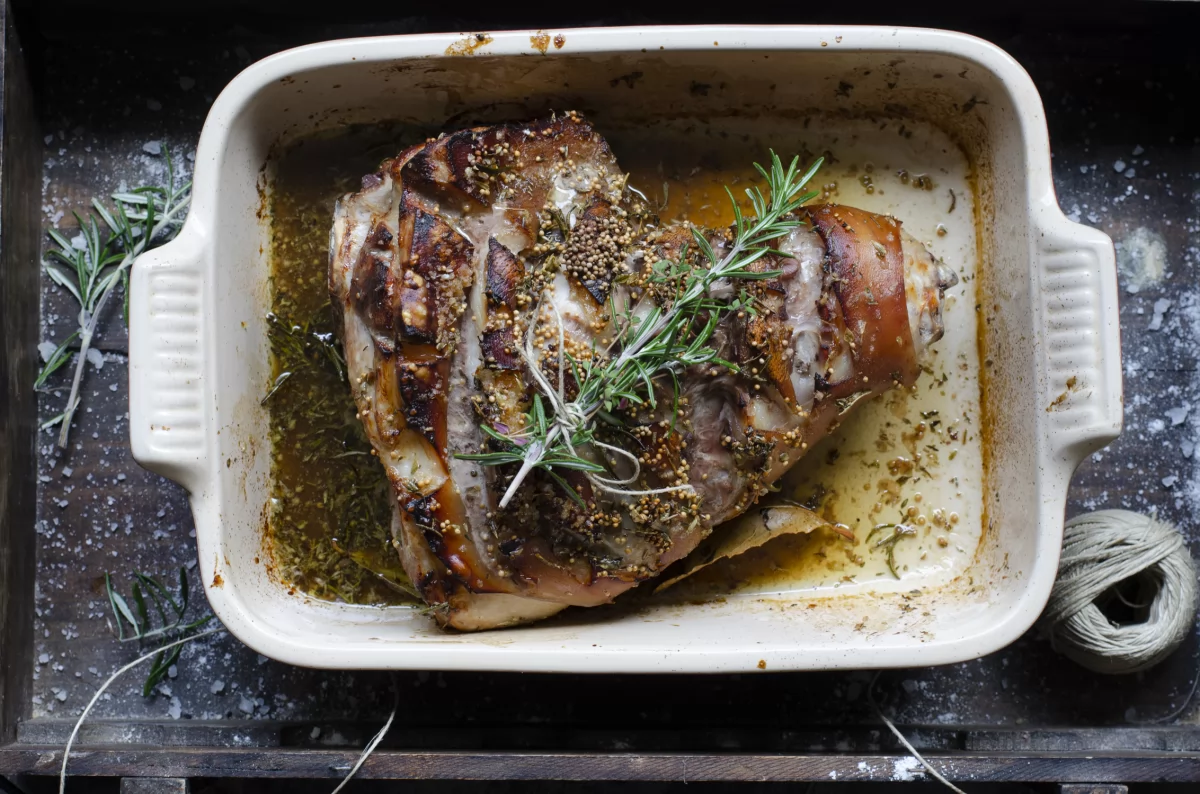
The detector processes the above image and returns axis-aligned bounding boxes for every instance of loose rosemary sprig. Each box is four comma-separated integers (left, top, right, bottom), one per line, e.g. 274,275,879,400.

261,311,347,405
104,568,213,696
461,152,822,508
38,147,191,448
866,522,918,579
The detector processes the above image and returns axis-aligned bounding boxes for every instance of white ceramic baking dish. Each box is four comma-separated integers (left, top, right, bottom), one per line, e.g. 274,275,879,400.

128,25,1121,672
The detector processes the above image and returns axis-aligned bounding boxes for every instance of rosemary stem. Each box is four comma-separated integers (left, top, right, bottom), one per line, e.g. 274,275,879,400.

52,196,190,449
55,261,122,448
469,152,821,507
498,437,547,509
56,316,97,449
575,238,748,421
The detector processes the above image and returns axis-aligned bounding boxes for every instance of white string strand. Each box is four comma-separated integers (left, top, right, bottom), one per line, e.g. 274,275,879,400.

329,673,399,794
60,628,223,794
868,671,968,794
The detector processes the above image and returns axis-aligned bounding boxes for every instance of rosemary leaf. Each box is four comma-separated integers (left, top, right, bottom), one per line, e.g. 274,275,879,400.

37,145,192,449
105,568,212,695
462,152,824,508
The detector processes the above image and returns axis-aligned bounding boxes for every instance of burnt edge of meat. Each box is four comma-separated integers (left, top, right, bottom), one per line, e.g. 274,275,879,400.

405,115,609,208
398,199,474,350
350,222,398,354
395,354,449,452
481,328,522,370
485,238,524,308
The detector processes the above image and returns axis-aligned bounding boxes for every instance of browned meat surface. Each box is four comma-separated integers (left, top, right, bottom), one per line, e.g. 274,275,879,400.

329,114,958,630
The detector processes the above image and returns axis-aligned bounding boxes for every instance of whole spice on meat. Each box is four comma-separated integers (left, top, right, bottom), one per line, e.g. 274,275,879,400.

329,113,958,629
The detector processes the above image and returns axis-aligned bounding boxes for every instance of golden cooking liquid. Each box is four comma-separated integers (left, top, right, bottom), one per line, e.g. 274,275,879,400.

265,114,982,606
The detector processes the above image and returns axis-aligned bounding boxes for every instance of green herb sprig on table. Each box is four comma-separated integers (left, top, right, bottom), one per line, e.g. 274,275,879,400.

460,152,822,508
104,568,213,696
38,146,191,448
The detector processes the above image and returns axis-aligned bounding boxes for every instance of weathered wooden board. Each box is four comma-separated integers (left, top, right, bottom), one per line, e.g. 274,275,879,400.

4,748,1200,783
0,0,44,750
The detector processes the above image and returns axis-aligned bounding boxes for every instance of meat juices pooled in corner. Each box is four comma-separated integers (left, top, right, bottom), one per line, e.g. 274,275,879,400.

328,114,958,630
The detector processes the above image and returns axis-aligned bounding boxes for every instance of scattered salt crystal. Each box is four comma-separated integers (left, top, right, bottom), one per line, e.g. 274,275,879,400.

1183,440,1195,459
70,233,87,250
210,680,225,694
1125,168,1136,179
142,141,162,155
892,756,923,781
43,134,53,145
1163,475,1179,488
238,696,255,714
1079,165,1088,175
168,696,182,720
1148,298,1172,331
1132,144,1145,156
1166,405,1190,426
62,468,72,478
38,341,58,362
38,653,50,664
168,665,178,679
86,348,104,370
1148,418,1166,433
1113,159,1127,173
54,689,67,702
310,727,321,740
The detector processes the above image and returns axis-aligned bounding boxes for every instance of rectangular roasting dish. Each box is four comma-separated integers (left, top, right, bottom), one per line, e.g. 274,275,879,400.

128,25,1122,672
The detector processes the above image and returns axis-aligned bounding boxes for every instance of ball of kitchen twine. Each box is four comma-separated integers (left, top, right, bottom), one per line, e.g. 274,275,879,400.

1042,510,1198,675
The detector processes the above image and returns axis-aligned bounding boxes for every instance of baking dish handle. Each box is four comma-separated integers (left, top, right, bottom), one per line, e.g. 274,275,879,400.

128,228,209,495
1035,209,1124,469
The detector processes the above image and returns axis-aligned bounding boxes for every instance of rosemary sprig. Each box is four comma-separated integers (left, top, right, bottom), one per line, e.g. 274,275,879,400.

104,568,213,696
866,522,918,579
261,311,346,405
461,152,822,508
38,146,191,448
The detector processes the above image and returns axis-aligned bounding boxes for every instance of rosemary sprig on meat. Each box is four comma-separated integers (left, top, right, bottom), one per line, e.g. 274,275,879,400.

461,152,821,508
38,147,191,448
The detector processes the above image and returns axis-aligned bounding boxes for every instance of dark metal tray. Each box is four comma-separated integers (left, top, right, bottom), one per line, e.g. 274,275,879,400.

2,1,1200,787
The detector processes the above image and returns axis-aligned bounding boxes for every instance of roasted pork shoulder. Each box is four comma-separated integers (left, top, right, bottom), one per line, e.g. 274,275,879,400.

329,114,958,630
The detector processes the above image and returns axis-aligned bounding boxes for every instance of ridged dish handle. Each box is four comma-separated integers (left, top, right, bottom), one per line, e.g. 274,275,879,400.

1035,208,1124,469
128,229,209,495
